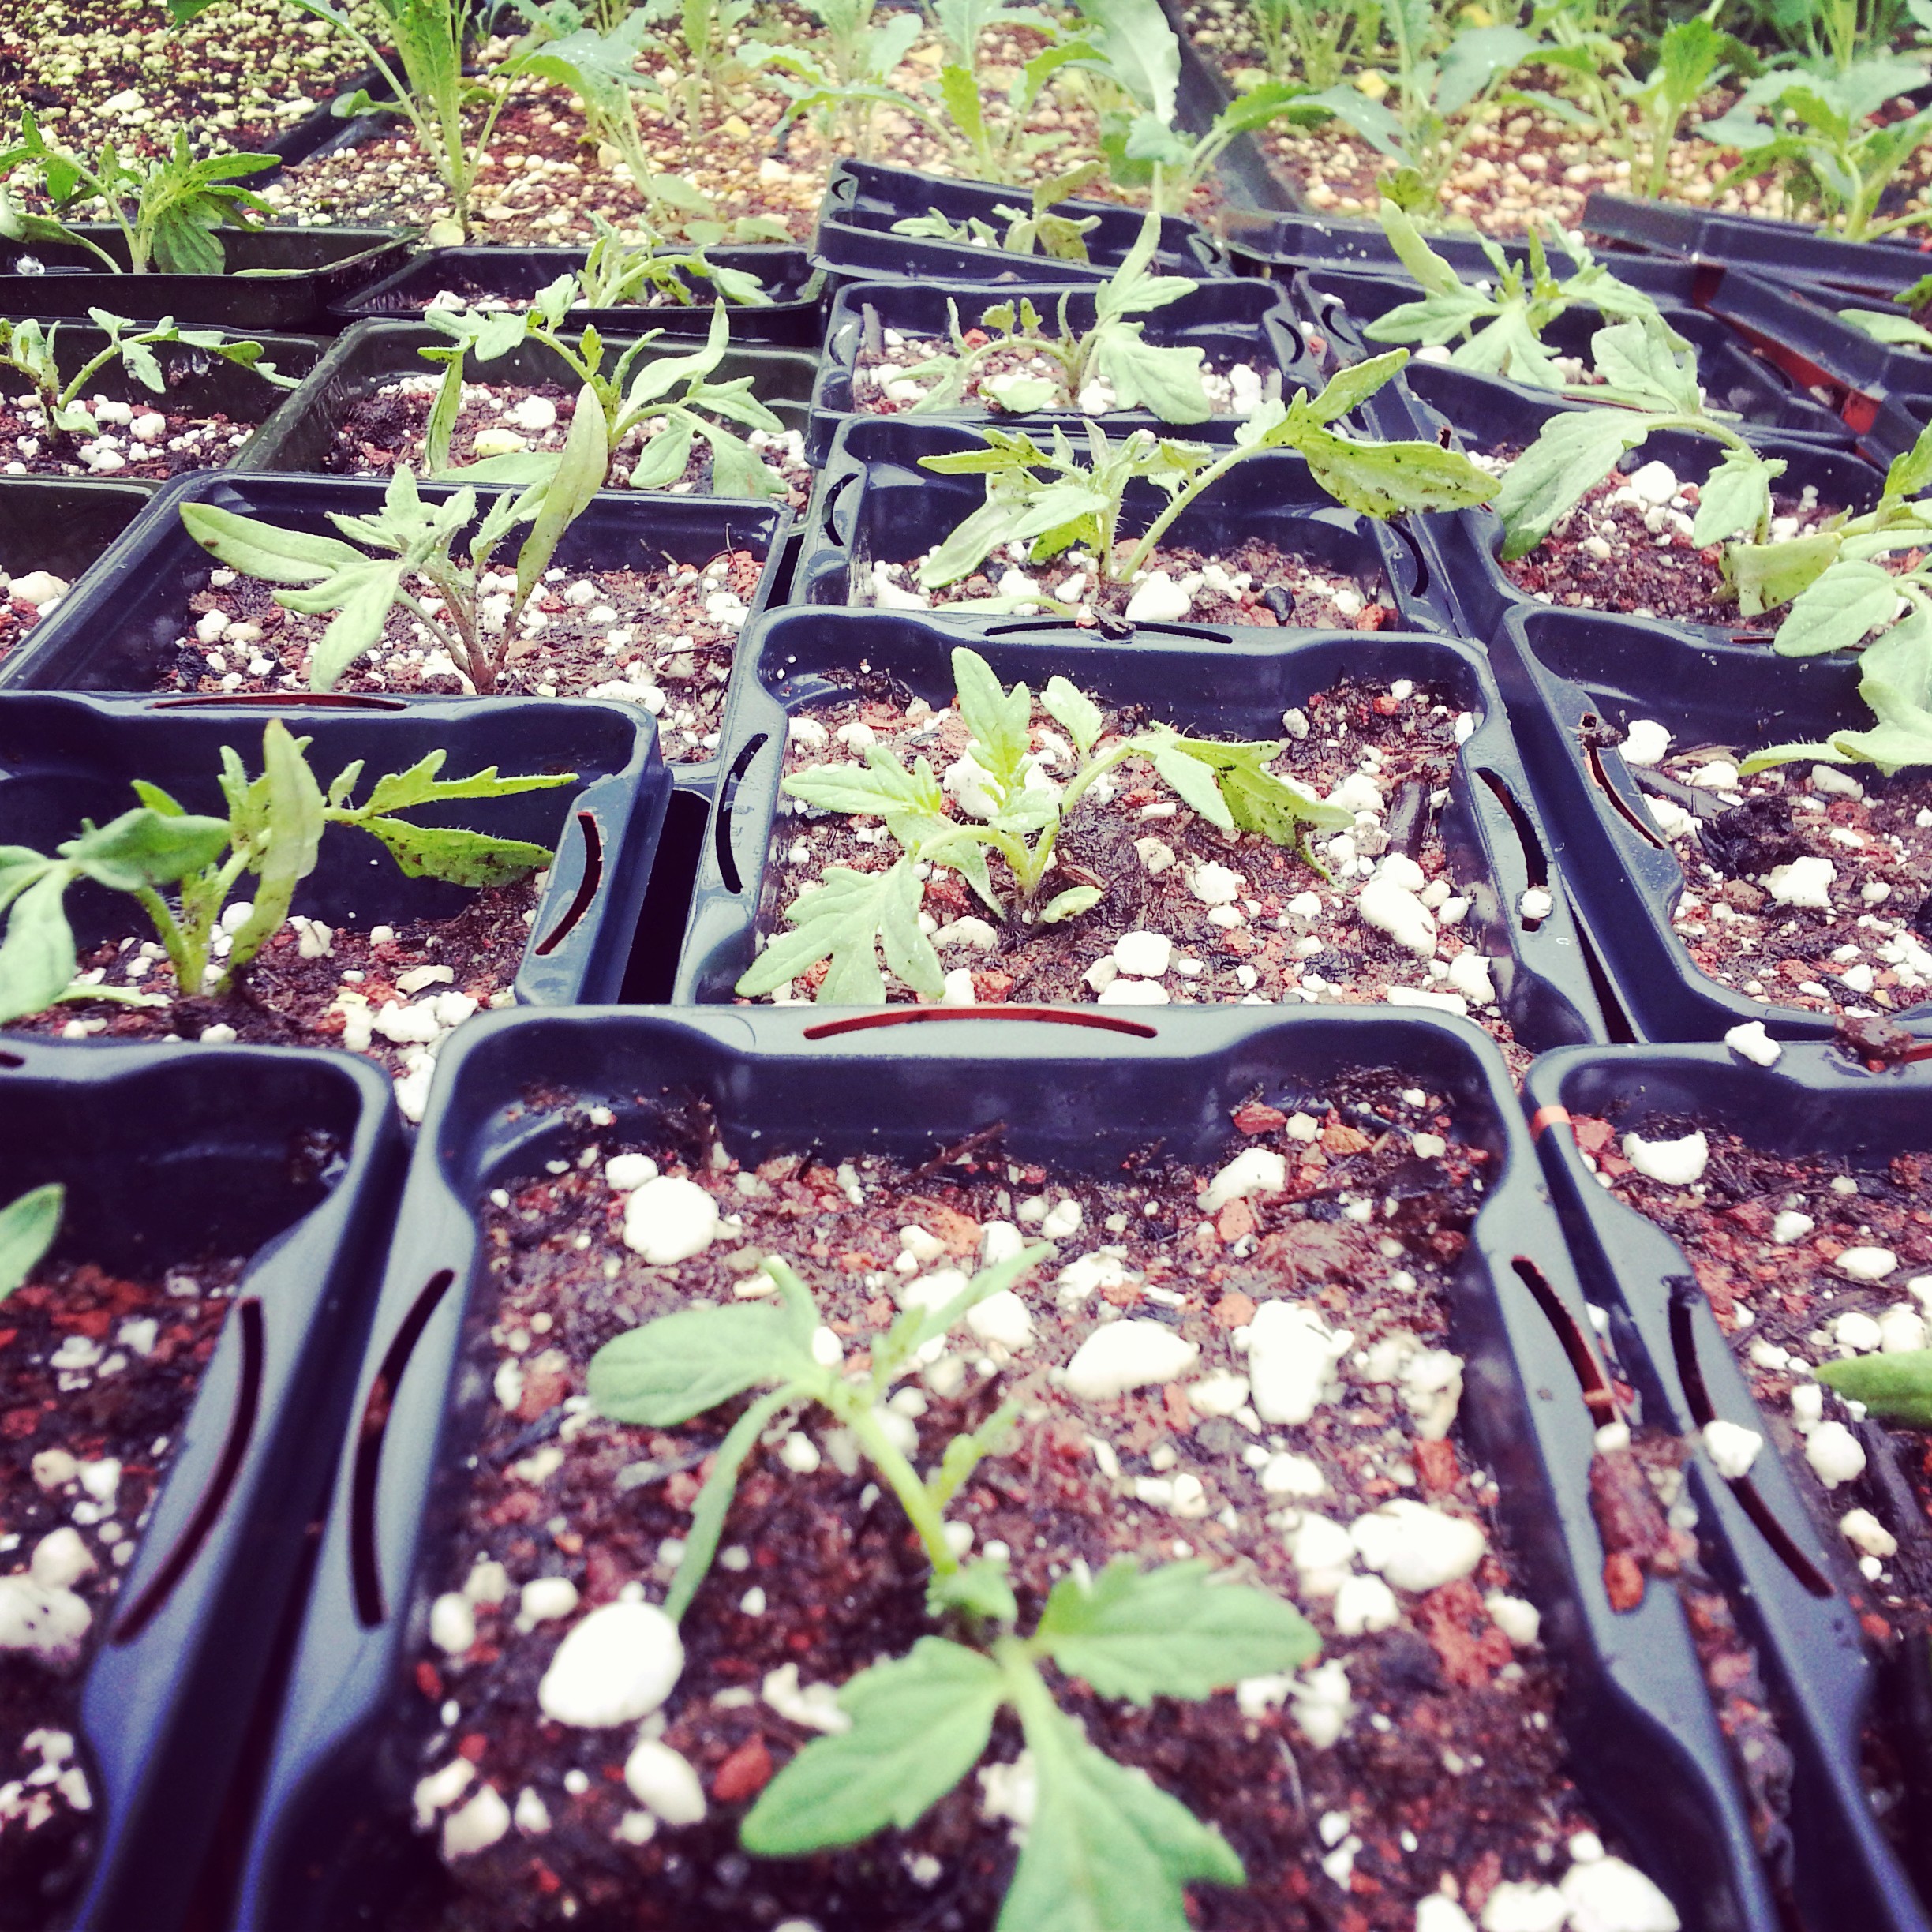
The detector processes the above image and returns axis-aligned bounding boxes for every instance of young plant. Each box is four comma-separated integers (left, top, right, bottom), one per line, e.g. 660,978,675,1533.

890,207,1219,421
1492,316,1786,560
587,1242,1320,1932
417,294,785,498
171,0,534,244
1303,0,1538,208
571,212,773,311
1361,198,1674,391
1840,272,1932,351
920,0,1098,187
1624,10,1737,203
0,1183,63,1305
1242,0,1380,92
0,309,298,455
746,0,926,163
1730,423,1932,773
0,114,276,274
0,719,570,1022
1698,57,1932,241
178,459,606,695
917,352,1497,595
890,170,1106,263
735,646,1354,1003
1819,1346,1932,1419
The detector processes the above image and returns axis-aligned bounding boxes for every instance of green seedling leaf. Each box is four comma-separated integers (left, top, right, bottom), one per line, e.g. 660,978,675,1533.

1729,530,1841,618
1091,333,1211,422
178,501,370,585
1039,883,1103,923
1149,740,1235,831
953,646,1033,785
1818,1350,1932,1424
1773,559,1902,657
930,1556,1019,1623
1042,676,1103,757
733,857,944,1004
223,716,326,975
587,1300,818,1425
743,1639,1006,1853
1496,410,1649,561
64,806,231,891
1303,347,1409,424
350,819,559,887
665,1384,795,1623
1692,446,1783,546
1033,1558,1320,1702
0,1182,62,1304
0,869,80,1025
1295,424,1500,519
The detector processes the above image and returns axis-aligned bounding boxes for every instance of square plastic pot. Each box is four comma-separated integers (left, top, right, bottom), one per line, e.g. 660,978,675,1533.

806,273,1320,465
788,414,1452,631
1488,604,1932,1043
0,476,148,593
1525,1041,1932,1932
809,157,1229,286
0,690,676,1009
1581,192,1931,303
230,1002,1780,1932
0,323,328,488
674,605,1604,1050
234,317,819,480
0,471,792,746
1385,363,1885,646
0,1036,403,1932
1294,266,1853,443
0,227,408,331
329,245,829,350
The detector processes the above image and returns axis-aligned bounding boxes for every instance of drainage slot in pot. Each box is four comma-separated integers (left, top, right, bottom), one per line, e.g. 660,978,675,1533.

153,692,410,711
803,1005,1159,1040
1580,714,1668,851
113,1296,264,1643
1386,516,1431,602
1668,1277,1833,1597
350,1268,455,1627
1476,768,1551,930
1511,1257,1618,1425
817,470,856,547
1571,915,1638,1043
534,811,601,957
715,732,769,895
0,1050,23,1069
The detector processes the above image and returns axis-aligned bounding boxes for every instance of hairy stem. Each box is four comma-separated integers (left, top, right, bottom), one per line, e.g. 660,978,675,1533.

845,1402,960,1575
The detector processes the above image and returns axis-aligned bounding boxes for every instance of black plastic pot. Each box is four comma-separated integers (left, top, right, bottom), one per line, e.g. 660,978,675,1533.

1581,191,1932,301
807,273,1319,465
810,158,1229,287
1488,605,1932,1043
0,470,792,735
1296,267,1852,442
674,605,1604,1050
789,414,1451,632
0,227,408,331
0,322,326,486
1524,1042,1932,1932
0,689,673,1009
0,477,148,591
237,317,817,481
233,1002,1778,1932
1387,365,1885,646
0,1036,402,1932
331,245,828,349
234,62,399,184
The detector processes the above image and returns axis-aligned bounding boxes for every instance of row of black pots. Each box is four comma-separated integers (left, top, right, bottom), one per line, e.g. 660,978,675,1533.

25,1002,1927,1932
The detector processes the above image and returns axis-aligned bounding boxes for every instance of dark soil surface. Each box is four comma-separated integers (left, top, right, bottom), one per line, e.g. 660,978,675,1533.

324,378,811,507
391,1077,1638,1930
1483,451,1838,626
4,884,534,1120
0,402,259,481
855,328,1268,417
1604,743,1932,1021
871,537,1395,631
152,556,762,760
0,1250,245,1923
1579,1114,1932,1870
748,676,1530,1063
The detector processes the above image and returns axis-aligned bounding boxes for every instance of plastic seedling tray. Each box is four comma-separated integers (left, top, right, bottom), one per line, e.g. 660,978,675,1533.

0,470,792,736
1386,364,1885,646
674,605,1604,1048
330,244,828,349
1488,605,1932,1043
1151,0,1300,215
234,317,819,480
0,227,408,331
1524,1041,1932,1932
0,475,148,586
789,414,1452,631
806,274,1319,466
0,323,327,487
1296,267,1852,443
0,689,673,1009
0,1036,402,1932
231,1002,1779,1932
810,157,1229,286
1580,191,1932,302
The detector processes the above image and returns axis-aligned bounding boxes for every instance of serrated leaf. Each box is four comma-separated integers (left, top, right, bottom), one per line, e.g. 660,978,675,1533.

1773,560,1900,657
1092,331,1210,422
1304,348,1408,425
1296,423,1500,519
743,1639,1005,1852
1042,676,1103,756
953,646,1032,784
1149,742,1235,830
1496,410,1650,561
736,858,943,1004
588,1301,816,1425
1363,288,1496,348
63,806,230,892
1035,1559,1319,1702
0,1182,63,1305
1589,316,1701,413
930,1556,1019,1623
1692,445,1781,545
